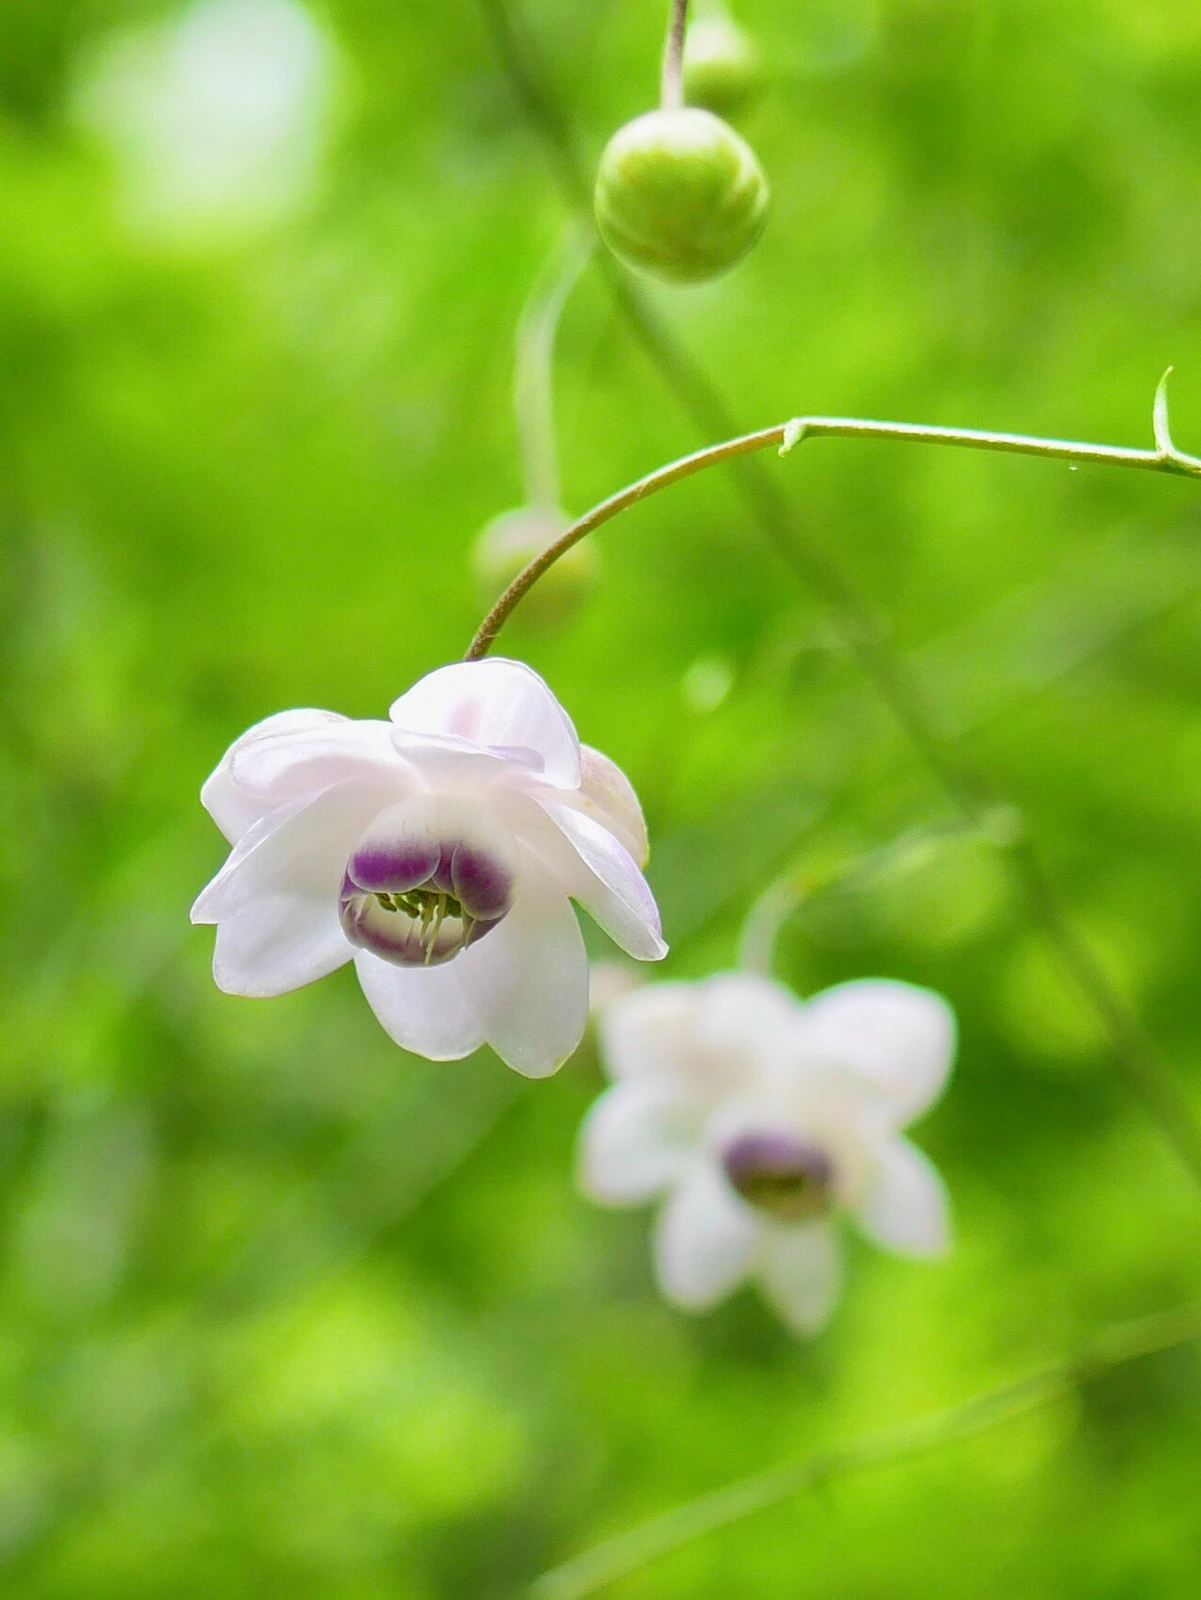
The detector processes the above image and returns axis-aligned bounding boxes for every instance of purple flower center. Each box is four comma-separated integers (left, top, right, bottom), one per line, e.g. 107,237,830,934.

722,1131,834,1221
339,798,518,968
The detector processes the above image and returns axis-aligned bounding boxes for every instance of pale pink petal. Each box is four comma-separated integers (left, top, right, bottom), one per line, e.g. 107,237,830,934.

353,949,487,1061
599,982,702,1081
462,851,589,1078
191,777,392,924
758,1221,843,1335
213,894,352,997
578,1079,705,1206
576,745,649,866
533,799,665,961
389,659,580,787
201,709,349,842
855,1136,950,1257
653,1163,761,1311
802,979,956,1123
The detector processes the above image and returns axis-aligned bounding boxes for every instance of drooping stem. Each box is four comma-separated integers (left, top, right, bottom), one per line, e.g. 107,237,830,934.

475,0,1201,1195
515,227,593,509
465,403,1201,659
531,1301,1201,1599
661,0,690,109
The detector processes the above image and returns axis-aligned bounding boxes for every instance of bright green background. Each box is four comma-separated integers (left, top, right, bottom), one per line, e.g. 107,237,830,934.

3,0,1201,1593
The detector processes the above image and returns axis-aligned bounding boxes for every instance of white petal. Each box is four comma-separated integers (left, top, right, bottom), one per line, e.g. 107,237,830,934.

855,1136,950,1258
389,659,580,788
802,979,956,1123
577,745,649,866
694,971,806,1061
212,894,351,997
653,1163,761,1311
191,778,390,924
599,982,702,1081
578,1079,705,1206
201,709,349,843
461,850,589,1078
354,950,487,1061
534,799,665,961
231,718,408,805
758,1221,843,1335
389,733,527,795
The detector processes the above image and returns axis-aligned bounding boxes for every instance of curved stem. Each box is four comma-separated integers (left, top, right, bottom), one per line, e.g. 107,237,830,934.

515,227,593,509
465,407,1200,659
466,425,778,658
661,0,690,109
736,873,810,975
531,1301,1201,1599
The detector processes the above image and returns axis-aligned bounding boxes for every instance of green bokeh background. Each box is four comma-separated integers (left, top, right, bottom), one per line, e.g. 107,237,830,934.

3,0,1201,1593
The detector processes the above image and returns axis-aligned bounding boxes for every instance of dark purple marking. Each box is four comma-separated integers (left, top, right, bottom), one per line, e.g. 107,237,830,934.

722,1131,834,1222
348,836,440,893
451,840,515,920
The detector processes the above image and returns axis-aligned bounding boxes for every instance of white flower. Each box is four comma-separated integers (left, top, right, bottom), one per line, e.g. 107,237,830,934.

579,972,955,1334
191,658,666,1077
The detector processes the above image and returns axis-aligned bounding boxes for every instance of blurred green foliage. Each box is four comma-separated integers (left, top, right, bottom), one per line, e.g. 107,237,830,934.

2,0,1201,1593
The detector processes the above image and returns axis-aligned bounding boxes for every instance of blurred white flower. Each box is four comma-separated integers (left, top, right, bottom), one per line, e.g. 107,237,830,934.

579,972,954,1333
74,0,337,241
192,659,665,1078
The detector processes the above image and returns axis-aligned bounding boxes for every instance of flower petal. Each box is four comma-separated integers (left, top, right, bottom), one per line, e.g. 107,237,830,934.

578,1079,705,1206
201,709,349,843
653,1163,761,1311
353,949,487,1061
576,745,649,866
802,979,956,1123
599,982,702,1081
191,777,392,924
389,659,580,788
230,718,407,805
855,1136,950,1257
212,893,352,997
534,798,666,961
758,1221,843,1335
461,850,589,1078
694,971,805,1062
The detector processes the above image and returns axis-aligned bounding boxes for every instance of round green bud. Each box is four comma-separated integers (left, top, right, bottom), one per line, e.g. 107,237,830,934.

471,506,599,631
593,107,769,285
682,16,762,119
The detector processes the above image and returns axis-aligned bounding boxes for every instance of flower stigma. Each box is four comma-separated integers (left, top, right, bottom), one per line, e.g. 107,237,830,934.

721,1130,835,1221
338,797,519,968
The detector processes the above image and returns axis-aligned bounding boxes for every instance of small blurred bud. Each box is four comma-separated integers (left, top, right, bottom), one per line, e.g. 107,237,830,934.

593,107,770,285
471,506,599,631
682,16,762,119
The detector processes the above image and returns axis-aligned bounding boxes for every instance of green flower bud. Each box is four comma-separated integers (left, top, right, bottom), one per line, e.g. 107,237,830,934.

593,107,769,285
471,506,599,631
682,16,762,119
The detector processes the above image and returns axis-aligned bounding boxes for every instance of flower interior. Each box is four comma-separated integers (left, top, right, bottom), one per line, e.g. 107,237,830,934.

339,797,519,968
721,1130,835,1222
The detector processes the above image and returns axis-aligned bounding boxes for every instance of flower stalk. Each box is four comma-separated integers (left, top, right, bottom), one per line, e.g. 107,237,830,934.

532,1300,1201,1599
660,0,690,110
515,227,593,511
466,385,1201,660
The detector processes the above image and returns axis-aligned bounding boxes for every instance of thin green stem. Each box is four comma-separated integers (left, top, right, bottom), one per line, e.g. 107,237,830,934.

465,407,1201,659
531,1301,1201,1599
515,227,593,510
661,0,690,109
474,0,1201,1194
